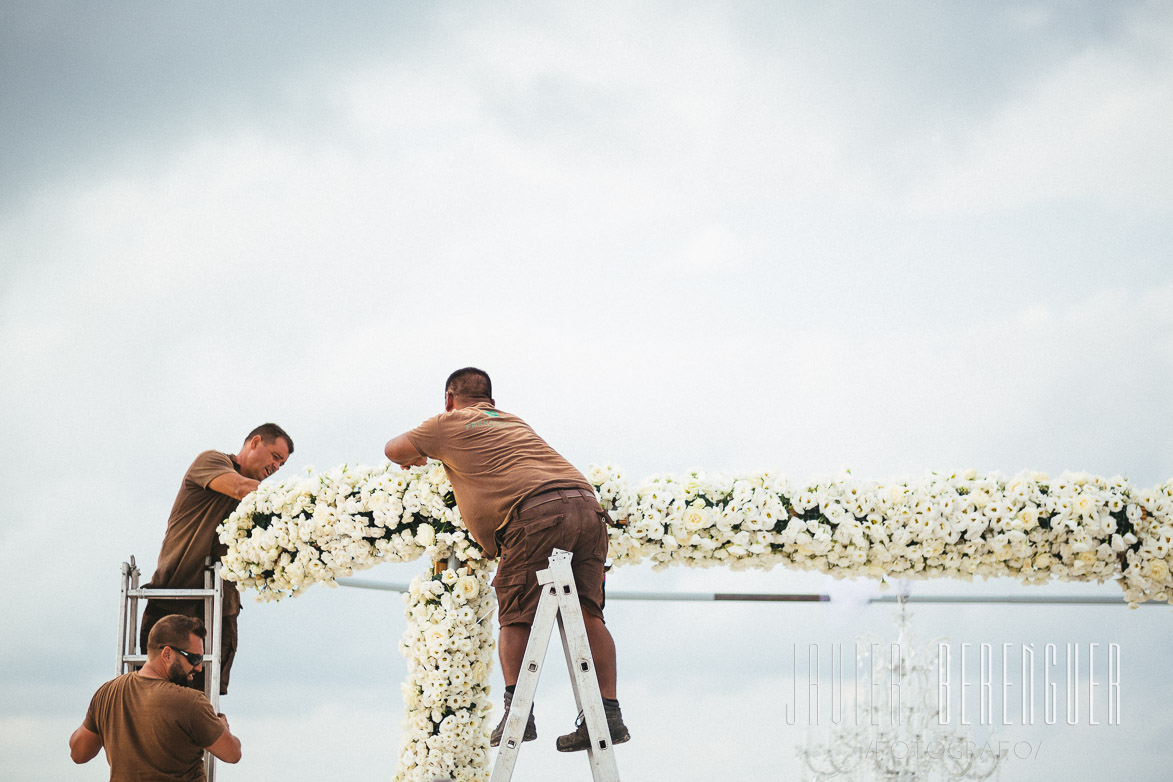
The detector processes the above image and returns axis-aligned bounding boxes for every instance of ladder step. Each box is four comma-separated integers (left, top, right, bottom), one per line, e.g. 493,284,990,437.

127,589,218,598
119,654,215,664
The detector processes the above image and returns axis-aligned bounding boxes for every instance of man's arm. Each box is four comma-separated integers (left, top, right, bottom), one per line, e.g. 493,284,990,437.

205,714,242,764
385,433,427,469
207,472,261,500
68,724,102,764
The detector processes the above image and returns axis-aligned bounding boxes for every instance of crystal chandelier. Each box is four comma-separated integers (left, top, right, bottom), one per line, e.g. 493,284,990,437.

797,586,1007,781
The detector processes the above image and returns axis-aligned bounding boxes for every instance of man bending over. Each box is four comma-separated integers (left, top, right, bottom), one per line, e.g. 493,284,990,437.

140,423,293,695
385,367,628,752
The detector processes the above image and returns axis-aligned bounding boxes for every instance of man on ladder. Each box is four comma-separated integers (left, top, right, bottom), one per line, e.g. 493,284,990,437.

385,367,630,752
140,423,294,695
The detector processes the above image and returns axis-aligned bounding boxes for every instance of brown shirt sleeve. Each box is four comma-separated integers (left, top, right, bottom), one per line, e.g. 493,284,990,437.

184,691,226,749
186,450,237,492
82,686,102,733
407,415,444,460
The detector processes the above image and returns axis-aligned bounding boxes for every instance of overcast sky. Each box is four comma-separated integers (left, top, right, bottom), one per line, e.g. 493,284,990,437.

2,2,1172,780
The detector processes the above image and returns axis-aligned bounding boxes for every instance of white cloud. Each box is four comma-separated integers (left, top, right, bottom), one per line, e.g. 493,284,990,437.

905,10,1173,214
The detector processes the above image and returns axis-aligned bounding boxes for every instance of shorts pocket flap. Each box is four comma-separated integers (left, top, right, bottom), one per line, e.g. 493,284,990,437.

492,570,528,588
525,516,562,533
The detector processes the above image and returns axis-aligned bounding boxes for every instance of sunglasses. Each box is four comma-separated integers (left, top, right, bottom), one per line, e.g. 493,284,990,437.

166,645,204,666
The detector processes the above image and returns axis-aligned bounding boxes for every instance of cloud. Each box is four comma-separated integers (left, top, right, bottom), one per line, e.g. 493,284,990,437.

0,2,441,213
904,5,1173,214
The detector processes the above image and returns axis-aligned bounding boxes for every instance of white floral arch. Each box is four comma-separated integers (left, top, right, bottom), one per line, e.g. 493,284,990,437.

218,462,1173,782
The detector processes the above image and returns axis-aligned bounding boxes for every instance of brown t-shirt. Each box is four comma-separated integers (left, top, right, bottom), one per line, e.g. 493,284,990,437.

407,402,593,557
146,450,243,615
82,672,225,781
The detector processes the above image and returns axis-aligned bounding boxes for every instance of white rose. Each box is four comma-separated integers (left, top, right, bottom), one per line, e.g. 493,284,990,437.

453,575,479,602
1144,559,1171,583
416,524,436,547
1073,494,1097,519
681,503,710,531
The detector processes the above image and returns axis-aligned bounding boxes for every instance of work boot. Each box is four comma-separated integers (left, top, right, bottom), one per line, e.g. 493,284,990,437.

555,701,630,752
490,690,537,747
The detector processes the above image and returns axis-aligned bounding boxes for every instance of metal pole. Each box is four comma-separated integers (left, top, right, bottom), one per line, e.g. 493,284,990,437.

335,577,1158,606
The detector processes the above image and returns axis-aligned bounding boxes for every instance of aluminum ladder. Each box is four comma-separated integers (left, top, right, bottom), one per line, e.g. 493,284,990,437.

490,549,621,782
118,555,224,781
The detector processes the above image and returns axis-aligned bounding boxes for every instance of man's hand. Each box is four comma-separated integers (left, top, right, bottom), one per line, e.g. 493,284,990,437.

208,472,262,501
69,724,102,764
385,434,427,469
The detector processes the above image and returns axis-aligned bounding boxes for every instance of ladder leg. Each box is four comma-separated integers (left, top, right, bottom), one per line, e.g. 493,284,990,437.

206,561,222,711
128,558,141,667
117,562,131,677
549,556,621,780
205,560,222,782
489,581,561,782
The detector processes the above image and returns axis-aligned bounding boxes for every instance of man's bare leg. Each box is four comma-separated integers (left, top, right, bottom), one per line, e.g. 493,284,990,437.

583,614,617,700
499,624,530,687
499,611,616,699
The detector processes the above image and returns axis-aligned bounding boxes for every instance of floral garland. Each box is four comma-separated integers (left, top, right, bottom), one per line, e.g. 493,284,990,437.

587,465,1173,607
396,563,495,782
219,462,1173,606
217,462,1172,782
219,462,485,600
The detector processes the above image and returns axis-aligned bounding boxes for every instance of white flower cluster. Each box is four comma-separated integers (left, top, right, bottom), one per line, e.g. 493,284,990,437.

589,465,1173,607
221,462,1173,607
217,462,482,600
396,563,495,782
215,461,1169,780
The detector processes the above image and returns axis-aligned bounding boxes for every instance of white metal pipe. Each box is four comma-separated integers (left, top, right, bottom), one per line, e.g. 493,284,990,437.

335,577,1158,605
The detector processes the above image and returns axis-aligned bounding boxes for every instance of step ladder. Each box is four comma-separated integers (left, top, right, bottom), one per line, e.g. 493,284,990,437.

490,549,621,782
117,555,225,781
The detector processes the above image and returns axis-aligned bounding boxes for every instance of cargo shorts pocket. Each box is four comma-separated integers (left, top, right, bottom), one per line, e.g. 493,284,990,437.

490,569,527,590
521,515,565,562
500,514,555,551
491,569,533,626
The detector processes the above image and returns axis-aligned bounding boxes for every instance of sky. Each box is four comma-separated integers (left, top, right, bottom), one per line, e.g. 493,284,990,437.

2,1,1172,780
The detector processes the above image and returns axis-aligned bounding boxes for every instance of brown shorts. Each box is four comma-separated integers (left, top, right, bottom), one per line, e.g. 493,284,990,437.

492,487,609,627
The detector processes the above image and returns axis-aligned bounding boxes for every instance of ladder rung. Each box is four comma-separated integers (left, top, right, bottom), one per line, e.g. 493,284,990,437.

127,589,217,598
121,654,214,664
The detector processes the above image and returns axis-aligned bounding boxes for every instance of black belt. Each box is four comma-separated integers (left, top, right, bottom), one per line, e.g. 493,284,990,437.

516,487,597,513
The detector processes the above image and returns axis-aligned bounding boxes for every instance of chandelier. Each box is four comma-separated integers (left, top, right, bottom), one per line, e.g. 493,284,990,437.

797,585,1007,781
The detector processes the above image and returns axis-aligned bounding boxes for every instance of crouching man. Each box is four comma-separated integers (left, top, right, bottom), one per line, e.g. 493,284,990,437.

70,614,242,778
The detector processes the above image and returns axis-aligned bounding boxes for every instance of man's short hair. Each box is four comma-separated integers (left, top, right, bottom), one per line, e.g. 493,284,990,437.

445,367,493,401
147,615,207,654
246,423,294,454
